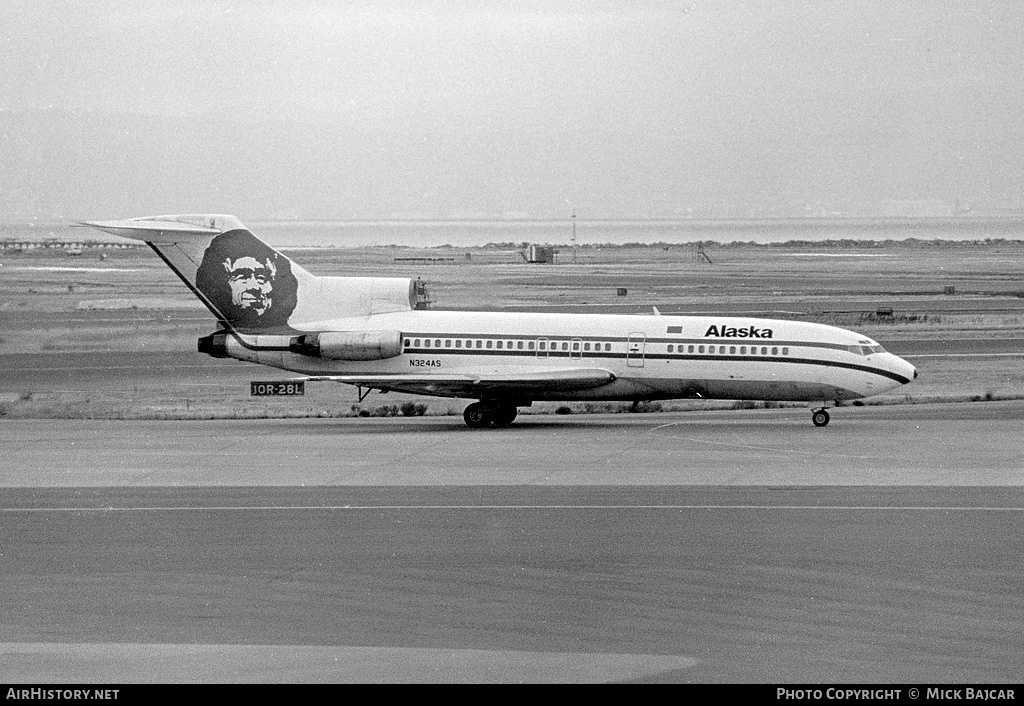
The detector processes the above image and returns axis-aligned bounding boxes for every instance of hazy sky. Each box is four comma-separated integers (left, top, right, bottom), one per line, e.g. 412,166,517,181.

2,1,1023,220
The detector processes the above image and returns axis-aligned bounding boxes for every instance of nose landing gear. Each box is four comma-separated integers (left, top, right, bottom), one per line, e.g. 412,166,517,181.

811,408,830,427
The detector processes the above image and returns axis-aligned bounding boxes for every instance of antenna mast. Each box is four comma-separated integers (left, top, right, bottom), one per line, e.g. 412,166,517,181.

571,210,577,264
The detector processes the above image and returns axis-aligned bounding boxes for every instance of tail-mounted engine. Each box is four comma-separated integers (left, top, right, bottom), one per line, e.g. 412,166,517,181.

197,332,230,358
289,330,403,360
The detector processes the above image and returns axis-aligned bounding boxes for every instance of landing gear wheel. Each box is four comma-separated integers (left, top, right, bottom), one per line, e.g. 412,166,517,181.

463,403,491,428
492,407,518,427
811,409,830,427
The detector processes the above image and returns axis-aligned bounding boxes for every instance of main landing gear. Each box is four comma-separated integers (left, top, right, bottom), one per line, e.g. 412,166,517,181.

463,402,518,428
811,408,830,427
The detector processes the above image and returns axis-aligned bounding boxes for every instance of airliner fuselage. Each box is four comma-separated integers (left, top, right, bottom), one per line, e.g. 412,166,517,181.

208,309,916,407
82,214,917,428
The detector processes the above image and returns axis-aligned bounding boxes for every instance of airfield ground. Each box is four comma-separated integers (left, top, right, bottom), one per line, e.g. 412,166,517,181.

3,239,1024,419
4,238,1024,684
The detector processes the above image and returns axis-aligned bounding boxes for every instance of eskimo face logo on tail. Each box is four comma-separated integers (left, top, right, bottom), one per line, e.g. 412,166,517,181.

195,230,298,330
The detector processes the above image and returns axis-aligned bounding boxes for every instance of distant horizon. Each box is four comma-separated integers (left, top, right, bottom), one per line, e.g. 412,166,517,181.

4,212,1024,227
6,215,1024,250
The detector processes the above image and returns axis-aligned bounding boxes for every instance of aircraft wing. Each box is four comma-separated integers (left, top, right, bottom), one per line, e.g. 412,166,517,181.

300,367,616,398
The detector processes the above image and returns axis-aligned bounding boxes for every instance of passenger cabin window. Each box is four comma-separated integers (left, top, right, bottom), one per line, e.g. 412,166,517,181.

782,347,789,355
496,341,503,349
486,340,493,349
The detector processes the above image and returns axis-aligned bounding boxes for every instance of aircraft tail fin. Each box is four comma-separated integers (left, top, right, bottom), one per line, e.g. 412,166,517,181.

80,215,415,331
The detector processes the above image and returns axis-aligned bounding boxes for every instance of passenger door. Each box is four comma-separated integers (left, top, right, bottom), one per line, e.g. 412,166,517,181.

626,333,645,368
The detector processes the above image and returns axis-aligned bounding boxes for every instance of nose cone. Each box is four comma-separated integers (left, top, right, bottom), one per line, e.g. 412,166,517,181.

892,354,917,385
866,354,917,396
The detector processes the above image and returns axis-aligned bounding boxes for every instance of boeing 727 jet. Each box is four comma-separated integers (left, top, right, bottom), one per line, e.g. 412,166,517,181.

82,215,917,427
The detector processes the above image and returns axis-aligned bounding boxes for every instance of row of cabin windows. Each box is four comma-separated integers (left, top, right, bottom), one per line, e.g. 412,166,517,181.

404,338,614,352
401,337,791,357
667,344,790,356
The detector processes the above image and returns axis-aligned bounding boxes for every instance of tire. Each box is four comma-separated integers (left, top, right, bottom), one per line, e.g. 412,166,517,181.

492,407,518,427
812,410,830,427
463,403,492,428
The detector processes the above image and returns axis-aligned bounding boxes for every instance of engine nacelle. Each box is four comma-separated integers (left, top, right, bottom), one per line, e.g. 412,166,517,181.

312,276,417,317
290,330,403,361
197,332,230,358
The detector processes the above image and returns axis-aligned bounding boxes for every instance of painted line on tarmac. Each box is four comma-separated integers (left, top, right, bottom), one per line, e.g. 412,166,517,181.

6,364,243,371
909,352,1024,358
3,504,1023,513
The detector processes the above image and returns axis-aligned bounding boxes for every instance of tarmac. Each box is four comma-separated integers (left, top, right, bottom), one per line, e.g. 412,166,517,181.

2,403,1023,682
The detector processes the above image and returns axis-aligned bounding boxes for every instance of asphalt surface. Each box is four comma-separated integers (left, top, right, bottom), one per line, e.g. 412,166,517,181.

3,484,1022,683
2,405,1024,683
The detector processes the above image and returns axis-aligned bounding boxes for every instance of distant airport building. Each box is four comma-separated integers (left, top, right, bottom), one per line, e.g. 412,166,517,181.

0,239,142,253
520,245,558,263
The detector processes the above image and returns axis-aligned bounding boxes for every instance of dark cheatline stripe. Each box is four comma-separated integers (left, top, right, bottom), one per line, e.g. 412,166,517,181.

795,357,911,385
398,347,910,385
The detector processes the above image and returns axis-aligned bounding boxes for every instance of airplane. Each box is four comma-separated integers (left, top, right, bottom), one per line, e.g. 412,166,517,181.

81,214,917,428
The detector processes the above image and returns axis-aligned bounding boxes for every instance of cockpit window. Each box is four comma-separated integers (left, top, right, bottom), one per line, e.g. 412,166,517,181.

849,343,887,356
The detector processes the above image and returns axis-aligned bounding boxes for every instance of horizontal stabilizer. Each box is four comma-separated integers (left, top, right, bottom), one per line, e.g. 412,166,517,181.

78,215,241,243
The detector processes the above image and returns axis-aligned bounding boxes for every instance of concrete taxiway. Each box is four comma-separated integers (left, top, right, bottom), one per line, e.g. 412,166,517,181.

2,402,1023,486
2,403,1023,683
